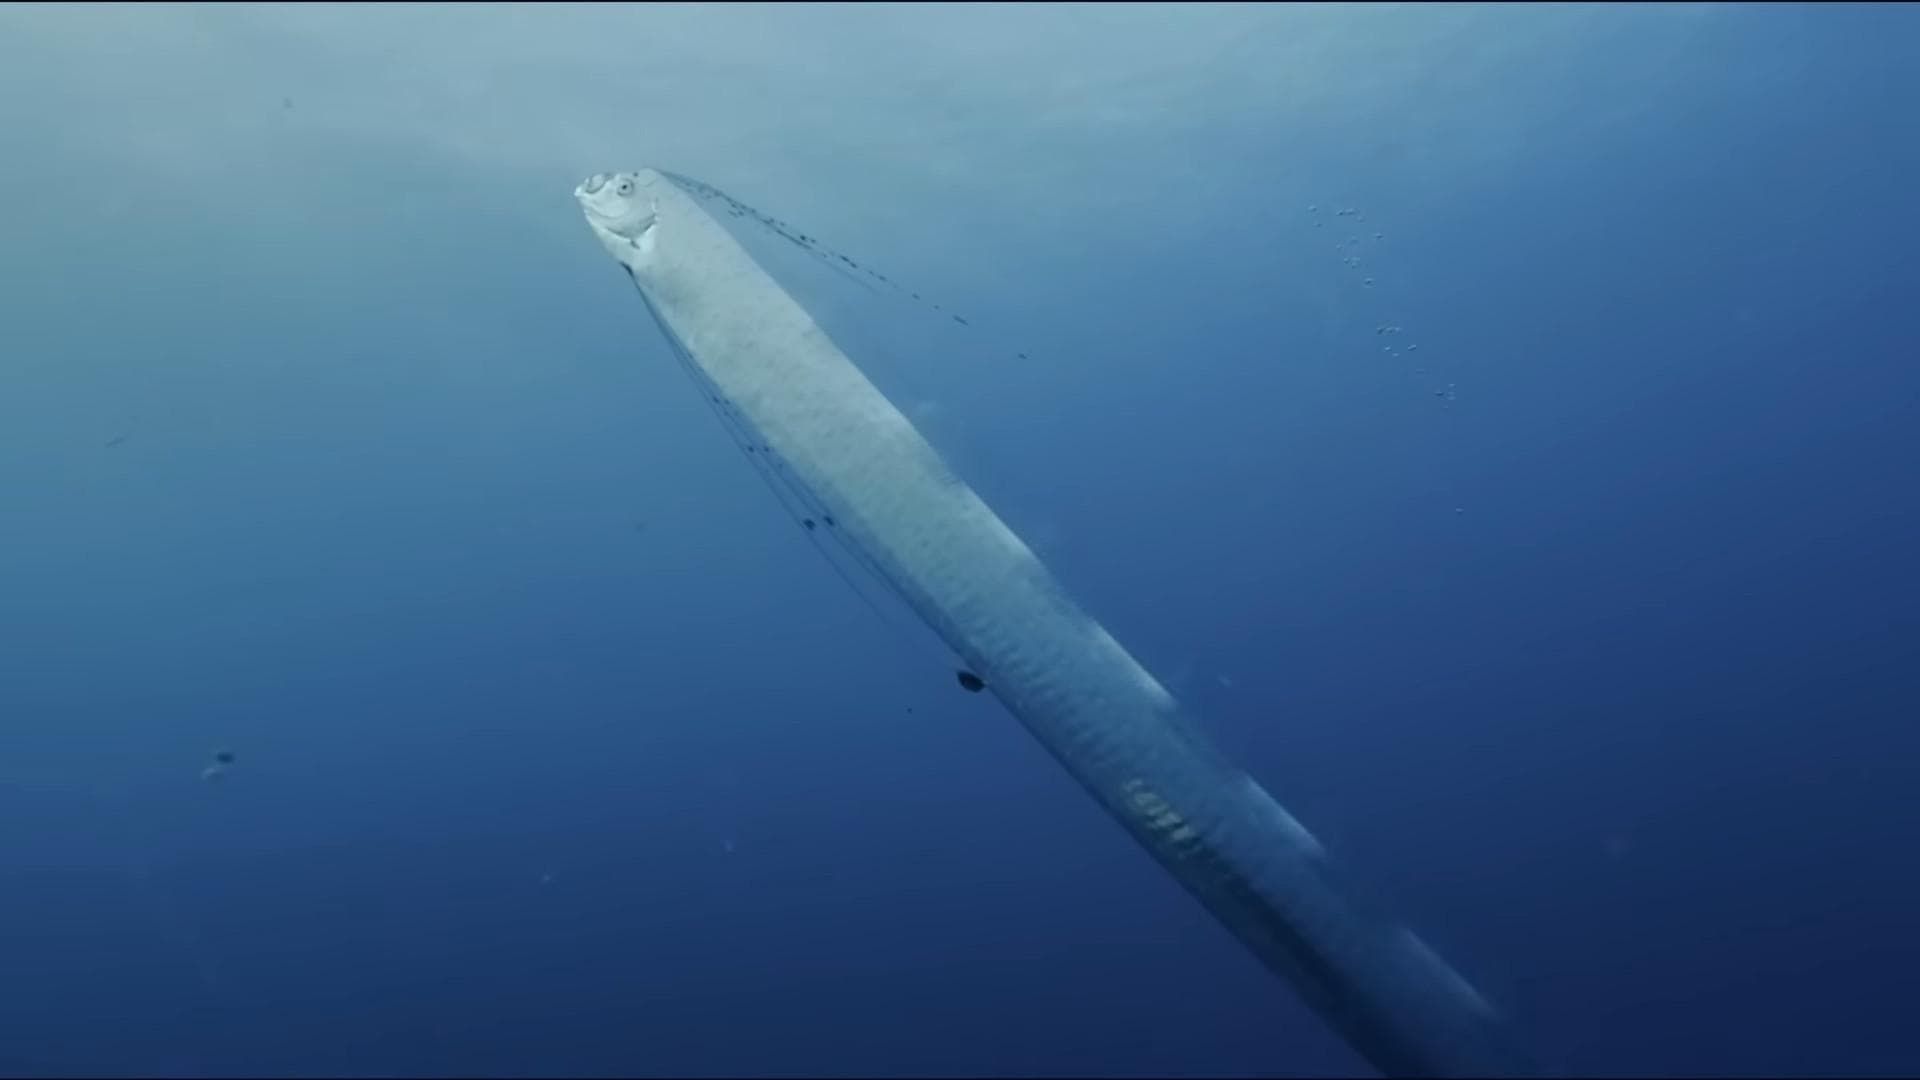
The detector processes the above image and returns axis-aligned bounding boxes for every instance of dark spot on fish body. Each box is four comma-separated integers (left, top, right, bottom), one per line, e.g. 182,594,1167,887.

802,518,817,530
823,515,836,527
956,670,985,692
952,315,969,326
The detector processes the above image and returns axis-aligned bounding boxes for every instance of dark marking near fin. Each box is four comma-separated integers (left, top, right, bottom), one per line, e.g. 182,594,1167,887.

956,670,985,692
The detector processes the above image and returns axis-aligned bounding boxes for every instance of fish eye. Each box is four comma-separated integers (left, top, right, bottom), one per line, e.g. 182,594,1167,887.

616,178,634,196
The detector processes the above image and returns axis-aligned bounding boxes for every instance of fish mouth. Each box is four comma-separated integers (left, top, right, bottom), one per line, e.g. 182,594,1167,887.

578,173,611,197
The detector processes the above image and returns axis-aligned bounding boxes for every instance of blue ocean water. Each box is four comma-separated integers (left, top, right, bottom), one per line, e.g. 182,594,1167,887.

3,4,1916,1076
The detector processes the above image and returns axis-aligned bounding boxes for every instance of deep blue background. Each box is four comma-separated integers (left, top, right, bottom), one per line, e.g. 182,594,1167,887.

3,4,1917,1076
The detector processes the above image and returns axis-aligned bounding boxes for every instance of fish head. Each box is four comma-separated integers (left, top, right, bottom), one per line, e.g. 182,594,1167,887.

576,169,663,265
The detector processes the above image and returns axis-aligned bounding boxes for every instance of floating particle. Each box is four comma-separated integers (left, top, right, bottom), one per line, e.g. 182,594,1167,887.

1363,277,1375,287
